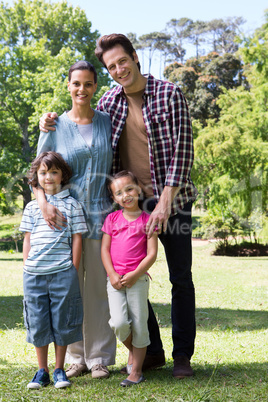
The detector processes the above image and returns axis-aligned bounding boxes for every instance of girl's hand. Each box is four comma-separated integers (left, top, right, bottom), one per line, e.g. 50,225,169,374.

120,271,138,288
41,202,67,230
110,272,123,290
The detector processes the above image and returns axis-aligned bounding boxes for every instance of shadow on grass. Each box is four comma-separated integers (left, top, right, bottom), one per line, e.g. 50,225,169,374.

0,298,267,332
0,360,267,387
144,361,268,381
0,296,23,330
152,303,268,332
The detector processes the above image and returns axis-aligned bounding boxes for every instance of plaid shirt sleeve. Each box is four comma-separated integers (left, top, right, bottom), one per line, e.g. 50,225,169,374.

164,86,194,188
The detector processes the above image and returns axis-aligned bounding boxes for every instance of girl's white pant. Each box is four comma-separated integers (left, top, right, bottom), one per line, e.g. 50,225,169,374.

107,274,150,348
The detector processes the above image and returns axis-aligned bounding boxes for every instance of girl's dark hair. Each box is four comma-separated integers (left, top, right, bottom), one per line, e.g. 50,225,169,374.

107,170,139,196
28,151,72,188
95,33,141,71
68,60,97,83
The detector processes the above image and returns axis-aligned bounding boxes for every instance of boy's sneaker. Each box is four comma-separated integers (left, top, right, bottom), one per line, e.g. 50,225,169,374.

27,368,50,389
53,368,71,389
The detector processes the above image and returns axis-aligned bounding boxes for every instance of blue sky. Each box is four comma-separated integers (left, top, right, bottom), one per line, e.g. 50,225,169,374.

69,0,267,38
65,0,267,77
6,0,268,77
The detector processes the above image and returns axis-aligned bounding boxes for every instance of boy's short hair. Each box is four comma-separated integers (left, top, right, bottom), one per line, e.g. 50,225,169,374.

107,170,139,196
28,151,72,188
95,33,141,71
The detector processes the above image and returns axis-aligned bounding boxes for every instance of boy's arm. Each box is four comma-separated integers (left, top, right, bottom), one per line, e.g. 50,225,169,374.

101,233,123,290
120,233,158,288
72,233,82,271
23,232,31,265
32,186,66,230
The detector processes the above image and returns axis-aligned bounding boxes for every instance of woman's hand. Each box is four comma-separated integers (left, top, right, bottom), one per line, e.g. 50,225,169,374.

39,112,58,132
41,202,67,230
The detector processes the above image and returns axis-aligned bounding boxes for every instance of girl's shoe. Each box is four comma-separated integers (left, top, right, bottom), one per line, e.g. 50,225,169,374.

120,374,145,387
27,368,50,389
53,368,71,389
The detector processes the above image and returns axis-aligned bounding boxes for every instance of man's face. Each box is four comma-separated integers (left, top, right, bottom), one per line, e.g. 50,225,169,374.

102,44,141,93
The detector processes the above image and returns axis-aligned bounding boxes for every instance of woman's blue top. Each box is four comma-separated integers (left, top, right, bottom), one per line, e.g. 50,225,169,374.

37,111,113,239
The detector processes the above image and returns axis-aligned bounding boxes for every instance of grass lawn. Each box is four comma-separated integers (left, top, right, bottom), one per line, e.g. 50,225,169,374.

0,241,267,401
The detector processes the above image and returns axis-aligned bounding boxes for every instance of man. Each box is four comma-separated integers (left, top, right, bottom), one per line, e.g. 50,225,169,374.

40,34,197,378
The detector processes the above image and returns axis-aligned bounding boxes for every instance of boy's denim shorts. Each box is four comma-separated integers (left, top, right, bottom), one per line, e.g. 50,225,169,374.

23,265,83,347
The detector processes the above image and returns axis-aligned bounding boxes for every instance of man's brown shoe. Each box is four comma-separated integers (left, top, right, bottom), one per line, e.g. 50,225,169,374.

120,350,165,374
172,356,193,379
143,350,165,371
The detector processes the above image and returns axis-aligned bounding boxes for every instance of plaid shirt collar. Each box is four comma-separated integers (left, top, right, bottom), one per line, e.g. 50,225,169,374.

111,74,156,98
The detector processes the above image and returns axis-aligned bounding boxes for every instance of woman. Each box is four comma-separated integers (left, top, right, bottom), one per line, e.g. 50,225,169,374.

34,61,116,379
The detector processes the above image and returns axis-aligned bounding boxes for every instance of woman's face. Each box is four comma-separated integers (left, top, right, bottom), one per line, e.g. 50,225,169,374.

67,69,97,107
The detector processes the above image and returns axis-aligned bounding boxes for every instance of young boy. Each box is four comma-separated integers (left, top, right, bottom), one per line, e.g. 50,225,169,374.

101,170,158,387
20,151,87,389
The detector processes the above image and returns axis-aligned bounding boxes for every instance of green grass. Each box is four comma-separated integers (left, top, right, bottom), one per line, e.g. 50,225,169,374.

0,242,267,401
0,212,23,252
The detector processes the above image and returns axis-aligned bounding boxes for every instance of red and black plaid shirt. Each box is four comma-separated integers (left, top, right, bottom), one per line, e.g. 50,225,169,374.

97,74,197,215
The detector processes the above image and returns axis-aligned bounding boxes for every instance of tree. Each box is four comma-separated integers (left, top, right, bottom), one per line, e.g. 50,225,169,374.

0,0,110,214
164,52,246,125
188,20,207,58
165,18,193,63
138,32,170,74
192,13,268,242
206,17,245,54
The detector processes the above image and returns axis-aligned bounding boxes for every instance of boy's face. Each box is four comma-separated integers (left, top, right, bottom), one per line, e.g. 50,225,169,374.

111,176,141,211
37,163,63,195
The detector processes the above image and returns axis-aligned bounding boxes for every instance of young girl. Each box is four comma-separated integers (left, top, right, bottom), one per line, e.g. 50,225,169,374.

101,170,158,387
20,151,87,389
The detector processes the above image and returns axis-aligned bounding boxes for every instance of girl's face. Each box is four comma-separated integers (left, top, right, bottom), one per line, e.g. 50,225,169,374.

67,69,97,107
111,176,141,212
37,163,63,195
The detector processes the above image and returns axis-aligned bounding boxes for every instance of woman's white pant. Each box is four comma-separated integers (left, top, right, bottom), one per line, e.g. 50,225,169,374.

65,239,116,369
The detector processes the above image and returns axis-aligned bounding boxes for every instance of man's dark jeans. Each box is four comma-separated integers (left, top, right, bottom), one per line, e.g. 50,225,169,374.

146,201,196,359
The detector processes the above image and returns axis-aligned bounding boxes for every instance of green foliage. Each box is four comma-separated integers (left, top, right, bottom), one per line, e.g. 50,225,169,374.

164,52,246,125
192,13,268,243
0,0,110,214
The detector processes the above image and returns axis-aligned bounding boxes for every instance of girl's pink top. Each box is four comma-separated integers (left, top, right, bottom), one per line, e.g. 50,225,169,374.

102,210,150,276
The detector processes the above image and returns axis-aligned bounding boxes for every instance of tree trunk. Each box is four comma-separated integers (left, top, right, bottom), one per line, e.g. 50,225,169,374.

23,177,32,209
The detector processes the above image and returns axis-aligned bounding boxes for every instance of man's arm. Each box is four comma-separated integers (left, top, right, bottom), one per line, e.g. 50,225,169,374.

147,87,194,238
146,186,180,238
39,112,58,132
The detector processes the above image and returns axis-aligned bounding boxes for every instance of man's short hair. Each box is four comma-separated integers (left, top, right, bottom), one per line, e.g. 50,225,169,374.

95,33,141,71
